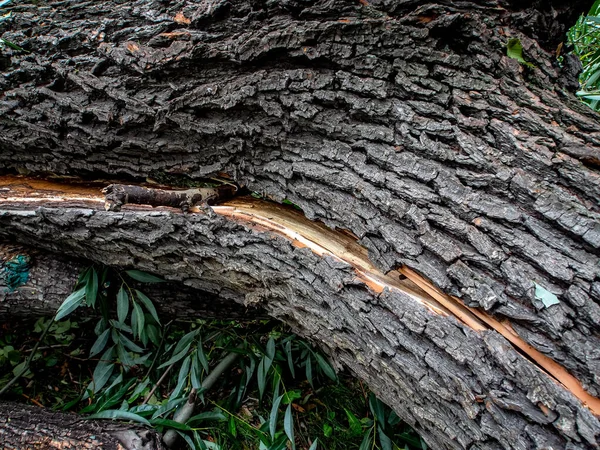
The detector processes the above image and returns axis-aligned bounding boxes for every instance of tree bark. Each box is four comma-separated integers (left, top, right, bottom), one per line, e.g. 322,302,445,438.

1,0,600,448
0,401,164,450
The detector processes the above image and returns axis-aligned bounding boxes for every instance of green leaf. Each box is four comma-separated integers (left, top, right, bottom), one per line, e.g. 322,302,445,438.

314,353,336,381
266,336,276,360
158,343,192,369
359,427,373,450
534,283,560,308
176,430,197,450
282,390,302,405
90,329,111,357
85,268,98,307
170,355,192,400
228,414,237,437
131,302,145,340
323,423,333,438
90,346,116,395
118,331,145,353
117,286,129,324
135,290,161,325
369,394,386,429
305,355,313,388
377,428,393,450
125,270,164,283
285,341,295,378
86,409,151,426
269,394,285,440
345,409,363,436
174,329,199,355
55,287,86,321
284,404,295,450
197,341,209,373
191,351,201,390
187,410,226,426
151,418,193,431
257,356,272,400
308,439,318,450
507,38,536,68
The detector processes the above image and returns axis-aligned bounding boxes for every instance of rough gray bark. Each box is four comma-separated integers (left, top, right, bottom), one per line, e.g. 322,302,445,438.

1,0,600,448
0,401,163,450
0,243,263,319
1,197,599,450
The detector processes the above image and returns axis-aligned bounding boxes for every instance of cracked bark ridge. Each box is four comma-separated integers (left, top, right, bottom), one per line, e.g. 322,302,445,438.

1,0,599,406
0,243,263,320
0,205,598,449
0,401,164,450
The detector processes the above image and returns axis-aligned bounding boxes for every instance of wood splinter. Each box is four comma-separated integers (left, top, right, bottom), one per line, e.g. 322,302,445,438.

102,183,237,212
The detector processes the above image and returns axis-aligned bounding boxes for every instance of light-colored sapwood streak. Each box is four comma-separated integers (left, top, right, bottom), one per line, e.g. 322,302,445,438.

1,175,599,416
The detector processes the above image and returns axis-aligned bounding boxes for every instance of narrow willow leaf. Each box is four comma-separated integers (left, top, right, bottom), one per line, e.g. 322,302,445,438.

86,409,151,426
285,341,295,378
266,336,276,360
369,394,386,429
90,328,110,357
187,410,226,426
269,394,285,440
147,324,161,347
191,351,201,390
117,341,134,372
132,301,145,340
284,404,296,450
197,337,209,372
55,287,86,321
308,439,319,450
118,331,145,353
85,267,99,307
314,353,336,381
135,289,161,325
377,428,393,450
176,430,196,450
158,343,192,369
91,346,116,394
228,415,237,437
359,427,373,450
125,270,164,283
174,329,199,355
305,356,313,388
117,285,129,324
151,418,192,431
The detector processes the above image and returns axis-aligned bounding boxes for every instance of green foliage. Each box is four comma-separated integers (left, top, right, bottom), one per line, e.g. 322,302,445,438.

568,0,600,110
1,266,425,450
506,38,536,68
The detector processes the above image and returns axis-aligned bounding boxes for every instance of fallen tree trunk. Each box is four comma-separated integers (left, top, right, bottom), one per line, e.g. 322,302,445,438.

1,0,600,448
0,401,163,450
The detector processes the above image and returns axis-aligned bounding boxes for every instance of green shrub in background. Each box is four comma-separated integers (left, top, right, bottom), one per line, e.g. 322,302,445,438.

569,0,600,110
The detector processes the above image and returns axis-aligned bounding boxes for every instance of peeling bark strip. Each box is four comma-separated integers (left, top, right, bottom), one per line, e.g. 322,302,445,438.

1,179,600,448
102,183,237,212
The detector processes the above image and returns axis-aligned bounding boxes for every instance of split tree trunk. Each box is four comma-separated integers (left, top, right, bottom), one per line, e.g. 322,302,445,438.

1,0,600,448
